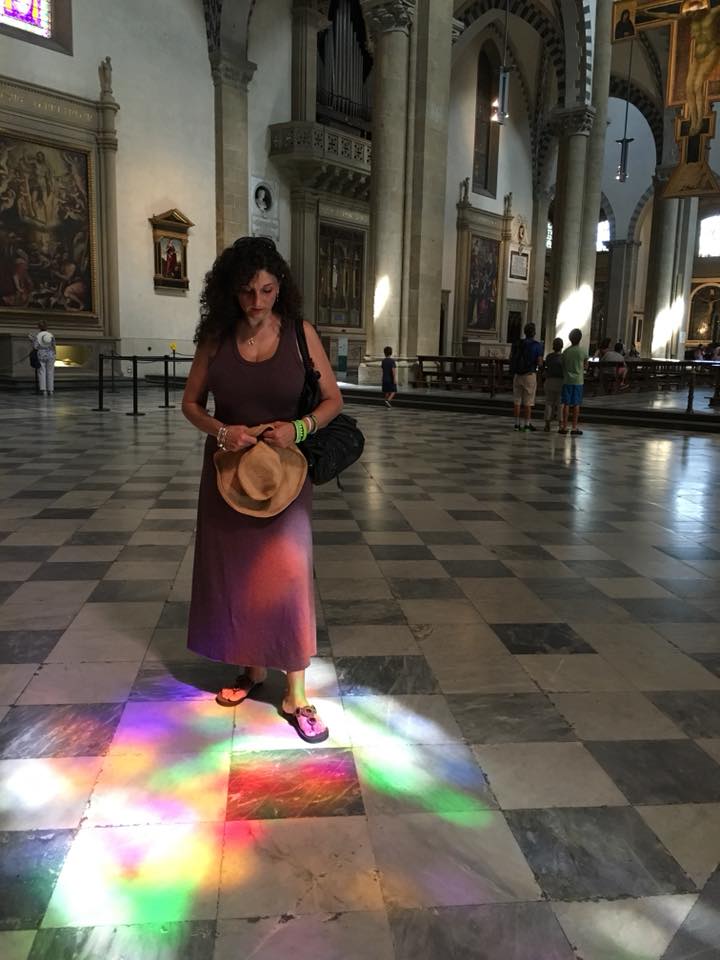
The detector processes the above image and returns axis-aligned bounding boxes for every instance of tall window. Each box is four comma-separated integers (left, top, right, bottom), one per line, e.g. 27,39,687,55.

698,214,720,258
596,219,610,252
0,0,71,54
472,45,500,197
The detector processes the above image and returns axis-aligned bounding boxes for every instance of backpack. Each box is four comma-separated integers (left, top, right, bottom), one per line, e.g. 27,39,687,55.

510,339,535,376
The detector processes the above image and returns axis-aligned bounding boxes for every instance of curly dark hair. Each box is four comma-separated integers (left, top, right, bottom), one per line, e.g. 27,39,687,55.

194,237,303,344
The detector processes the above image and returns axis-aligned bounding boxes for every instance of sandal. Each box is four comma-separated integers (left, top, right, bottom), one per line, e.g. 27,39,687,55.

216,674,264,707
281,704,329,744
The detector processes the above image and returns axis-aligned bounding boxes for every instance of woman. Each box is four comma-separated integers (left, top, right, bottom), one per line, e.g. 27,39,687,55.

29,320,56,395
182,237,342,743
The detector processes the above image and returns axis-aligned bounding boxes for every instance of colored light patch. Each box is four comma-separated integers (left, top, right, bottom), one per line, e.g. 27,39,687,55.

42,822,225,927
1,0,51,37
108,700,234,756
0,757,103,830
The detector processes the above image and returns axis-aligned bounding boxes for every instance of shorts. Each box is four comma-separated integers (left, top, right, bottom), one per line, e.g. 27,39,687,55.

561,383,584,406
512,372,537,406
382,380,395,393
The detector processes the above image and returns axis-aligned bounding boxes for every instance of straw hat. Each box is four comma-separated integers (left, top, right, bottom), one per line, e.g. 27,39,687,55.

37,331,53,347
213,424,307,518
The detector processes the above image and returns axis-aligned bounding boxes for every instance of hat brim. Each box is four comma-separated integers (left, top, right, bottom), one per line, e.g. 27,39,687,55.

214,440,307,518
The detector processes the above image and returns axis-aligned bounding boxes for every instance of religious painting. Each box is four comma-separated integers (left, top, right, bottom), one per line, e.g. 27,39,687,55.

317,221,364,328
0,0,51,37
612,1,637,40
149,209,193,291
466,234,499,332
0,132,95,317
667,9,720,116
688,284,720,342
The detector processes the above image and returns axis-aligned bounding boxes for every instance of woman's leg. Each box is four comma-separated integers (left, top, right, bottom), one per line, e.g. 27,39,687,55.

47,358,55,395
38,360,47,394
283,669,310,713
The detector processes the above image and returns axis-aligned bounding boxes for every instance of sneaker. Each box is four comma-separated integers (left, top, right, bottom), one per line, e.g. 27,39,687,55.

384,399,391,408
558,427,568,435
523,424,537,432
513,423,522,431
570,429,583,436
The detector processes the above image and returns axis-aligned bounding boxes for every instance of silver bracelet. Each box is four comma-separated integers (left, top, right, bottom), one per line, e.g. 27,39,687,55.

217,425,228,450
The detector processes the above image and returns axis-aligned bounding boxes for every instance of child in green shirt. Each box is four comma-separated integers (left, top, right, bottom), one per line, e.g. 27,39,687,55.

559,328,588,436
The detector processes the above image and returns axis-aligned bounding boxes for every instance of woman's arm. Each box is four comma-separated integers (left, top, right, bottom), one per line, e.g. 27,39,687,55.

181,342,256,451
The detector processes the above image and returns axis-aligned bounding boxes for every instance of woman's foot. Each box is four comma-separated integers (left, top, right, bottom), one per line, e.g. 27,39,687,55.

281,698,329,743
216,669,267,707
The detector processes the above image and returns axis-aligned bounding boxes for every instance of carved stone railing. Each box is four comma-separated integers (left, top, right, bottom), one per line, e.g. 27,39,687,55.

269,121,371,199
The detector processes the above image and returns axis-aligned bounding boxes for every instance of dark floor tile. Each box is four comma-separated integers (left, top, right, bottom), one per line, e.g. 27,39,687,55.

654,579,718,600
139,519,196,532
0,630,63,663
0,581,20,602
491,545,556,561
689,653,720,679
0,703,124,758
419,531,479,544
389,579,464,600
564,559,639,578
661,868,720,960
0,829,76,930
353,514,411,532
446,693,574,743
369,545,435,561
88,580,173,602
647,691,720,738
312,531,366,544
29,562,111,581
316,626,331,656
336,655,440,695
388,903,575,960
156,601,191,630
522,578,602,600
441,560,513,578
27,920,217,959
0,546,56,562
227,748,364,819
109,490,161,501
657,545,720,562
34,508,96,520
116,544,188,562
68,531,134,545
524,531,590,545
586,740,720,804
10,490,67,500
489,623,593,655
323,599,407,625
129,661,233,701
505,807,695,901
447,510,503,522
616,598,716,623
562,520,622,532
525,502,578,513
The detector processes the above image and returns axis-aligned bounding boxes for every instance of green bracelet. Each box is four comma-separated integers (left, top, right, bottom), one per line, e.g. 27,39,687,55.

292,419,307,443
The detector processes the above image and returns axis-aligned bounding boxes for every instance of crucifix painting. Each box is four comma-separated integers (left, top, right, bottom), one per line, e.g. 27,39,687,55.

615,0,720,197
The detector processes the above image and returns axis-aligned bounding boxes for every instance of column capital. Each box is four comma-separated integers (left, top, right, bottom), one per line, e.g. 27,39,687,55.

451,18,465,43
549,105,595,138
210,52,257,90
361,0,415,37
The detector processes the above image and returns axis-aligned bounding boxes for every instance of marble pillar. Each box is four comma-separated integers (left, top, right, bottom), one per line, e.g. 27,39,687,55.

211,52,256,252
606,239,641,347
641,174,679,357
529,187,552,333
548,106,595,343
671,197,699,358
292,0,330,122
291,188,320,325
578,0,613,297
361,0,415,356
97,68,121,340
403,0,453,357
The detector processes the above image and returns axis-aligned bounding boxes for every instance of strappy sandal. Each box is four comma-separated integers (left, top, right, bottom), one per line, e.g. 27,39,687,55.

216,674,264,707
280,704,329,743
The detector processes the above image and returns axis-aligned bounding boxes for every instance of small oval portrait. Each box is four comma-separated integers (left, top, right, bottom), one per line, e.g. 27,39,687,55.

254,185,273,214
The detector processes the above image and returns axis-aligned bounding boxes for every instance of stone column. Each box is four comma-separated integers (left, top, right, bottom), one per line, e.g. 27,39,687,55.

548,106,595,342
211,52,256,252
97,58,121,340
670,197,699,358
292,0,330,121
606,239,640,346
578,0,613,294
291,188,320,324
529,186,552,333
641,173,679,357
361,0,415,356
403,0,453,357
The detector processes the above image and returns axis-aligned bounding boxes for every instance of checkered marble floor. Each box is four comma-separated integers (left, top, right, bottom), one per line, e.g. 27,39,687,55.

1,390,719,960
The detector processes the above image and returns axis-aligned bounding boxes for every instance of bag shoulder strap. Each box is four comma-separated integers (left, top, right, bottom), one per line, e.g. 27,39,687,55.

295,318,319,378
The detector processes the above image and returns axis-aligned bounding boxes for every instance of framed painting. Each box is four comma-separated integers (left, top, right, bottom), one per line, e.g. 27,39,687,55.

509,249,529,281
0,131,96,318
466,233,499,332
149,209,193,290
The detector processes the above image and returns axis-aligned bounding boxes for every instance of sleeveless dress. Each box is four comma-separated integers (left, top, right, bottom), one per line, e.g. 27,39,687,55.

187,321,316,672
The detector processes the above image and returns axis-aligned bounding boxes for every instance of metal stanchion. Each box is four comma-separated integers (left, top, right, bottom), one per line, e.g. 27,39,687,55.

159,356,175,408
93,353,109,411
126,357,145,416
686,370,695,414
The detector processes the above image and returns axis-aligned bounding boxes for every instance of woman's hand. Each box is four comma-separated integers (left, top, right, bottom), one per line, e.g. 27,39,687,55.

222,425,258,451
262,421,296,449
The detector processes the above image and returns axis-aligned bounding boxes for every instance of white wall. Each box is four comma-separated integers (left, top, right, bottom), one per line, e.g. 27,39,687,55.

443,24,535,335
601,98,656,239
0,0,216,355
248,0,293,263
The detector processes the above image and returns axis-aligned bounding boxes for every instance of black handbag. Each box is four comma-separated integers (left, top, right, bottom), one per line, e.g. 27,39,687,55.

295,319,364,486
29,348,41,369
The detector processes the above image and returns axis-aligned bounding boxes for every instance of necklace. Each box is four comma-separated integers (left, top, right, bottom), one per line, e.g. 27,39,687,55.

247,336,255,346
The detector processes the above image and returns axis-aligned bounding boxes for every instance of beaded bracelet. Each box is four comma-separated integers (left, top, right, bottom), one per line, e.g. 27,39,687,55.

309,414,318,434
292,419,308,444
216,424,228,450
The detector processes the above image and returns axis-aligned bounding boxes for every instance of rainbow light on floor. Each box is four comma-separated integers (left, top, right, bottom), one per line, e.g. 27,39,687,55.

1,0,52,38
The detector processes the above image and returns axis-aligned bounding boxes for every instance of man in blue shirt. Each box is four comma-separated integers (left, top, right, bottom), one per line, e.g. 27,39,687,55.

510,322,544,431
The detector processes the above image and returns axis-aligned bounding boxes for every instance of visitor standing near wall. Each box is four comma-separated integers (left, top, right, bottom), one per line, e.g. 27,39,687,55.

29,320,56,395
181,237,343,743
559,328,587,436
382,345,397,407
510,322,544,431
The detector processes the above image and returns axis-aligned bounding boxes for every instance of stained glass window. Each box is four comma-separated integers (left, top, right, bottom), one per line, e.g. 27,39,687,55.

1,0,52,38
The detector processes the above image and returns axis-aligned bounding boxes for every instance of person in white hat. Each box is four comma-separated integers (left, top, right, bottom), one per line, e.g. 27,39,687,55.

29,320,56,395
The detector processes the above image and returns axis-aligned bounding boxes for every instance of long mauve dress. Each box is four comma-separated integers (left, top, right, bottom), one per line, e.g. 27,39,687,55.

187,321,316,672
